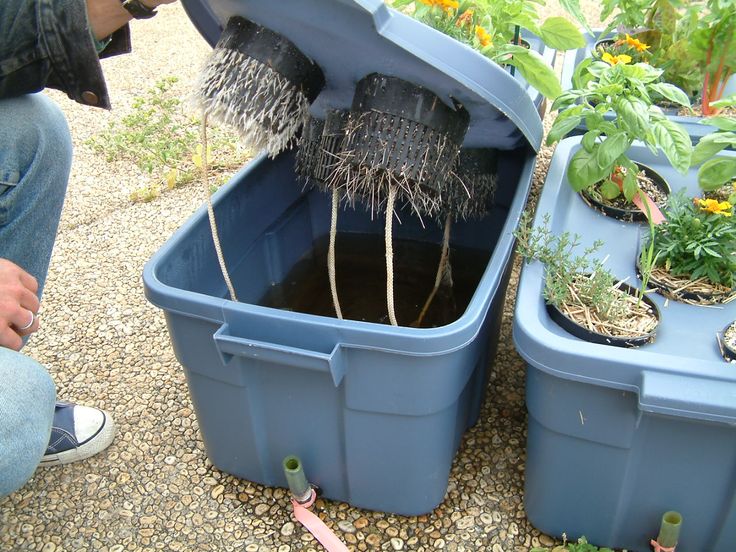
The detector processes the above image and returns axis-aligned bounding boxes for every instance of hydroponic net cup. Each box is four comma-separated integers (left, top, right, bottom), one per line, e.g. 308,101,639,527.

194,16,325,157
332,73,470,218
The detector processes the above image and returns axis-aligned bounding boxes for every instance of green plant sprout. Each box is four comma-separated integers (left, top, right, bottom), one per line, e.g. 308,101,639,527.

531,534,615,552
549,56,692,217
87,76,249,203
515,213,642,325
645,190,736,289
390,0,587,100
692,94,736,198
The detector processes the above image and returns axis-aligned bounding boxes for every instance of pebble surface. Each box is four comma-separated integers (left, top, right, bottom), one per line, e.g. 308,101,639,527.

0,2,600,550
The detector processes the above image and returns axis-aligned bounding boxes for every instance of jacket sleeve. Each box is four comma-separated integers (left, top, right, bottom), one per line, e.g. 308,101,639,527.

0,0,132,109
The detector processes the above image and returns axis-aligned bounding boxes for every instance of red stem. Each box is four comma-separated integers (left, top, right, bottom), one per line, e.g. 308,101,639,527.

702,29,716,116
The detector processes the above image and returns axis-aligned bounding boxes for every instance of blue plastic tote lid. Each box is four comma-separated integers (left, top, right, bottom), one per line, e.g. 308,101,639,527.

180,0,544,151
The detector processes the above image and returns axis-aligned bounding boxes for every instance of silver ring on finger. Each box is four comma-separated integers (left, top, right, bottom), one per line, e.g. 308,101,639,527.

18,311,35,331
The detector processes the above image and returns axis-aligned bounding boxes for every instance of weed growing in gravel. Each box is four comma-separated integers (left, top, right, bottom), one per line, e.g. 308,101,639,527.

531,534,615,551
87,76,251,202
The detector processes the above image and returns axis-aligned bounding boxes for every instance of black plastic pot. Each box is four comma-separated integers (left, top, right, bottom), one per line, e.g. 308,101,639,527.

719,321,736,363
639,263,736,305
546,281,660,348
580,162,670,223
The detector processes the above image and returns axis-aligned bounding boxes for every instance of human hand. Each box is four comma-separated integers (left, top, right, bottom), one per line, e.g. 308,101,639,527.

0,259,40,351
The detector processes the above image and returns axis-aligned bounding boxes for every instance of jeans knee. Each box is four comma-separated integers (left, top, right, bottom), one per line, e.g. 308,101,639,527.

0,94,72,190
0,350,56,497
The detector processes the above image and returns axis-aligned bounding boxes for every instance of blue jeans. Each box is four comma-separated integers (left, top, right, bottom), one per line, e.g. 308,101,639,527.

0,93,72,498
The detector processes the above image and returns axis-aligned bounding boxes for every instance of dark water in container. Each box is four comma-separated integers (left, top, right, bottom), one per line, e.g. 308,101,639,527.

259,233,491,328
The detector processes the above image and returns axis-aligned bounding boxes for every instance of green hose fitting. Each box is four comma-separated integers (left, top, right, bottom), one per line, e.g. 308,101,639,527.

656,511,683,549
283,455,312,503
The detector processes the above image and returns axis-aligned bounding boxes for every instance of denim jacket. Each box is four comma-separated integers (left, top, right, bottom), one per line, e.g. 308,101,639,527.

0,0,131,109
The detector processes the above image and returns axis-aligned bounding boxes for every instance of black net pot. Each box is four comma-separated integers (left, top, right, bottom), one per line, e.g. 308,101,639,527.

439,148,499,222
339,73,470,218
295,115,326,185
195,16,325,156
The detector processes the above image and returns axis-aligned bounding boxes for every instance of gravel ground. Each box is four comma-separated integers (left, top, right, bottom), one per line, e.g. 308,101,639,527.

0,3,601,551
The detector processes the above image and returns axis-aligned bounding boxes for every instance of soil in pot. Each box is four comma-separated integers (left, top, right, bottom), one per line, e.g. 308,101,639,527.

258,232,490,328
643,264,736,305
581,163,670,222
546,275,660,348
719,321,736,362
703,182,736,203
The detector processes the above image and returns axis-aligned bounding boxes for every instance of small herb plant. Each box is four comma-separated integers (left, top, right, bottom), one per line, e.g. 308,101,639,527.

88,77,249,202
645,190,736,289
531,535,615,552
390,0,587,100
515,213,657,337
549,57,692,209
692,95,736,198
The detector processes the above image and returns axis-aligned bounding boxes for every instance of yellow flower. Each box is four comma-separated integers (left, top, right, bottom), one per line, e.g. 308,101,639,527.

697,198,733,216
624,34,650,52
418,0,458,10
475,25,492,48
601,52,632,65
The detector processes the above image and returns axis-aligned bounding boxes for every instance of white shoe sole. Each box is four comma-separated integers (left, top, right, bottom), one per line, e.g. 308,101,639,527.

39,413,116,467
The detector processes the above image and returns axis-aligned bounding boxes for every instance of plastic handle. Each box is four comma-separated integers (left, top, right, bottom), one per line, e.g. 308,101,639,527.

639,371,736,424
213,324,346,386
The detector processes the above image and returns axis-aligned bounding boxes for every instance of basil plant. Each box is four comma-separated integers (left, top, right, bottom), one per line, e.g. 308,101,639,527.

547,58,693,203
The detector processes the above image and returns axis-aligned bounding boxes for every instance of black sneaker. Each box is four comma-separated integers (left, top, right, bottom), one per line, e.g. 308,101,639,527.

39,401,116,466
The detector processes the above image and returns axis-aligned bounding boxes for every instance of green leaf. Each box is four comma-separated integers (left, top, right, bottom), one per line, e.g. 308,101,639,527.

701,116,736,132
691,133,736,166
547,105,585,145
596,133,631,168
551,90,581,112
539,17,586,50
567,147,609,192
649,83,692,108
698,157,736,189
582,129,601,152
557,0,592,33
572,57,594,89
616,96,649,136
506,47,562,100
622,168,638,201
600,179,622,199
651,117,693,174
584,112,605,130
620,63,663,84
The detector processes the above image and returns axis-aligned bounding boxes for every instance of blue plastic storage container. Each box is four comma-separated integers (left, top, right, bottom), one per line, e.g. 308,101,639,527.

514,136,736,551
144,148,536,514
144,0,545,514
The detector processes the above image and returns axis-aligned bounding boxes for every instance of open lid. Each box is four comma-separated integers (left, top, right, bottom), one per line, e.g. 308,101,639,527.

180,0,544,151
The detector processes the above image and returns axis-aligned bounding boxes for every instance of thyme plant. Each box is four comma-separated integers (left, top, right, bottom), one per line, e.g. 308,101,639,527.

515,213,630,322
